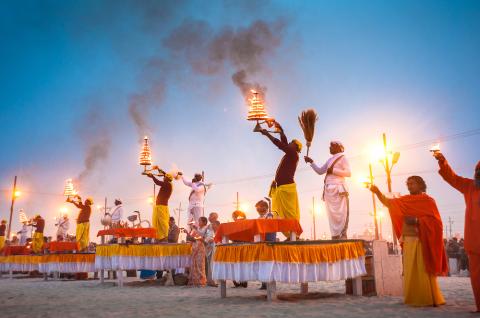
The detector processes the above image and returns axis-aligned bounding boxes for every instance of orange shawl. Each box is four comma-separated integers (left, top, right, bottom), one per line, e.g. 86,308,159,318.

388,193,448,276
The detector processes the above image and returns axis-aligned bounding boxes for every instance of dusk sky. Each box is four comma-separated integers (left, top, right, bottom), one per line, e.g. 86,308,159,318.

1,0,479,240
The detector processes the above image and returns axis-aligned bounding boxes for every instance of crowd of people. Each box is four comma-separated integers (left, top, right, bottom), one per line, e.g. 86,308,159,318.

0,120,478,312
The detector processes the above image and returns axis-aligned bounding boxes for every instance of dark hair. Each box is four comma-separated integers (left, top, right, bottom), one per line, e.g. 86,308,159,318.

407,175,427,192
169,217,175,222
199,216,208,224
255,200,268,208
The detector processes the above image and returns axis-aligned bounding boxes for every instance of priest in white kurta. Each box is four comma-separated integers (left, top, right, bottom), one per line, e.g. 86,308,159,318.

17,222,29,245
56,215,70,241
110,199,124,227
305,141,351,239
180,173,212,228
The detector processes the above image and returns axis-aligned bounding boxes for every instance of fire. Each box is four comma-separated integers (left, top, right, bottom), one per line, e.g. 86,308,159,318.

430,143,441,153
63,179,77,197
247,90,269,121
139,136,152,167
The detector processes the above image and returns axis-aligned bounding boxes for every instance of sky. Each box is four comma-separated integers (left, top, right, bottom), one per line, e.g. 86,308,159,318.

0,0,479,241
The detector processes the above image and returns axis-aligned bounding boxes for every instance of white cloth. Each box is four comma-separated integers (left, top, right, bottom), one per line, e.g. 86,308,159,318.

310,152,351,185
56,218,70,239
212,257,366,283
182,176,212,207
310,152,351,238
18,224,28,245
110,205,124,223
324,184,349,237
182,176,212,226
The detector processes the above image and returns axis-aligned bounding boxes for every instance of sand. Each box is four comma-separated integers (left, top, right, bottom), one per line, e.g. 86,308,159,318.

0,276,476,318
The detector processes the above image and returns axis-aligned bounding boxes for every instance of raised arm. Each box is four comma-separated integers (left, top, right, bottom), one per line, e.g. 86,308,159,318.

182,175,193,187
150,175,167,187
369,185,391,208
261,129,289,152
435,153,471,194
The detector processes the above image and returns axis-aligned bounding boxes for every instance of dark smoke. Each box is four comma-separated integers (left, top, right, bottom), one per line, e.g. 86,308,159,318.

76,106,112,183
164,18,286,102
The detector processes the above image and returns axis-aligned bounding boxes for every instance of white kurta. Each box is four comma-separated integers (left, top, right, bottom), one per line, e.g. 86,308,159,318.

56,219,70,239
110,205,124,224
18,224,28,245
182,176,212,226
310,153,351,238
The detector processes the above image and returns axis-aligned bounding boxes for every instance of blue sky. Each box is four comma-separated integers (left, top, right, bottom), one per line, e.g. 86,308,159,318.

1,0,479,239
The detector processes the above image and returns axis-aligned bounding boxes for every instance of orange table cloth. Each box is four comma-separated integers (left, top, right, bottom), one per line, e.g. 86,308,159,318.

3,245,30,256
97,228,157,239
46,242,79,253
214,219,303,243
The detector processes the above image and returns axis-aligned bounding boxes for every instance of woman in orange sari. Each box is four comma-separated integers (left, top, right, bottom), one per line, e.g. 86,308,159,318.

370,176,448,307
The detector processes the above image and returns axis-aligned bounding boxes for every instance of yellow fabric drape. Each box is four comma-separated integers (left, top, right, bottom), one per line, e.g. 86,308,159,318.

403,236,445,307
0,236,5,251
271,183,300,221
76,222,90,251
2,255,42,264
271,183,300,237
32,232,44,253
152,205,170,240
213,241,365,264
39,254,95,264
96,244,192,257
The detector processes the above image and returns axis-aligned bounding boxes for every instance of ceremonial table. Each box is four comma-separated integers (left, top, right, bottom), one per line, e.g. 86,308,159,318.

95,243,192,287
97,228,157,240
3,245,30,256
45,241,79,253
39,253,95,275
214,219,303,243
212,240,367,301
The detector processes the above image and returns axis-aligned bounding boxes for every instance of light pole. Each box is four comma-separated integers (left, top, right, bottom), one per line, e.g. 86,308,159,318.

369,163,380,240
7,176,20,240
380,133,400,251
312,196,316,240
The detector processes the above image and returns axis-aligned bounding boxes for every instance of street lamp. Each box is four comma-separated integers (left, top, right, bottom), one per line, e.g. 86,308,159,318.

7,176,20,240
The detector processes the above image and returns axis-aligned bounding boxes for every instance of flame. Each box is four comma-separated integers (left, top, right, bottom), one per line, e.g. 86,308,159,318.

63,178,77,197
247,90,269,121
139,136,152,166
430,143,441,153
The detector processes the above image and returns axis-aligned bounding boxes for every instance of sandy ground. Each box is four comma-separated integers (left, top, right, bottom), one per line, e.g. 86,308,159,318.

0,276,477,318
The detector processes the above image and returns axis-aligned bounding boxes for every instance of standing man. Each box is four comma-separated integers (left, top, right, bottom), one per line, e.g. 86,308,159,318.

31,215,45,254
67,195,93,252
179,172,212,228
168,217,180,243
434,152,480,312
0,220,6,251
17,220,28,245
147,173,173,241
110,199,124,228
260,121,302,233
55,214,70,241
305,141,351,239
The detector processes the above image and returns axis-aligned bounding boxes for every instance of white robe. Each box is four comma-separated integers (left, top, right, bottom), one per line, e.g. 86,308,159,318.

18,224,28,245
182,176,212,226
310,153,351,238
56,219,70,239
110,205,124,224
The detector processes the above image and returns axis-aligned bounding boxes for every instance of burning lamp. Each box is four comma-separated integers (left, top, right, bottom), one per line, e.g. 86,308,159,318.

139,136,152,174
246,90,280,134
63,179,77,199
430,143,441,155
